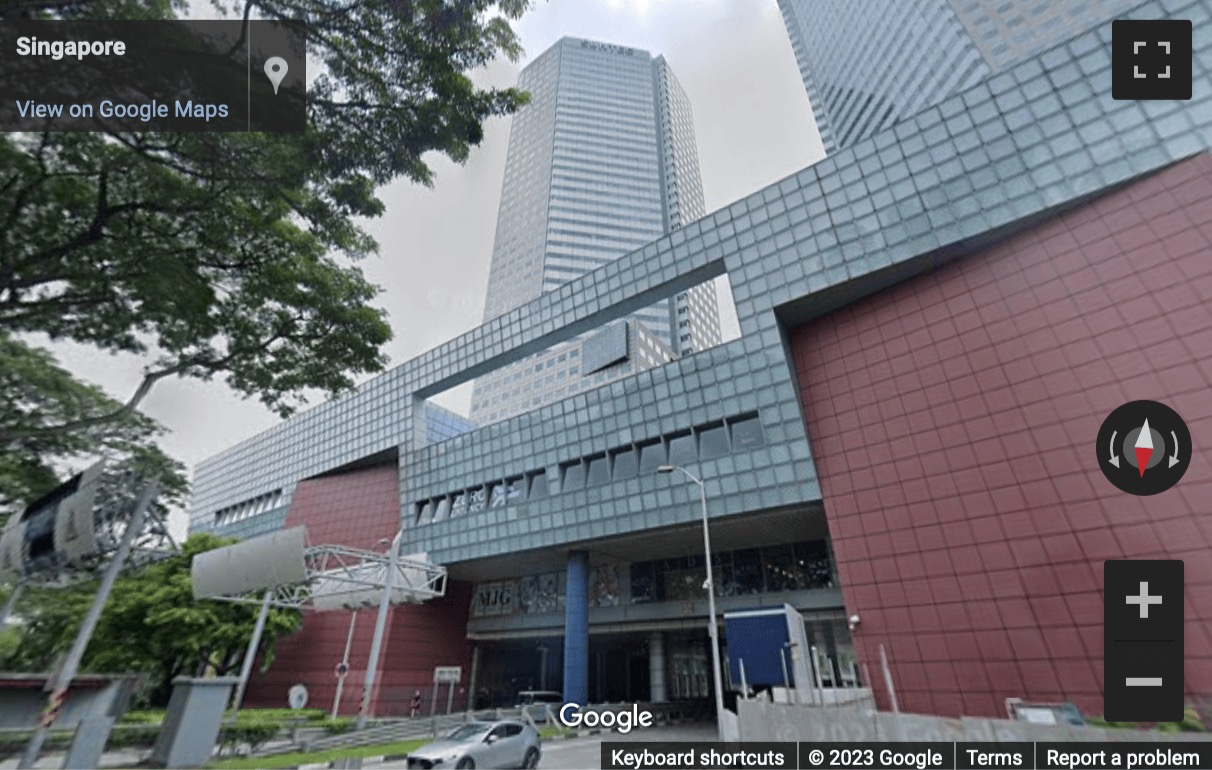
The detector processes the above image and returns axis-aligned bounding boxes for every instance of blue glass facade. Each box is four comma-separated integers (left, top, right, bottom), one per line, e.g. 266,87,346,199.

468,39,720,425
777,0,1139,151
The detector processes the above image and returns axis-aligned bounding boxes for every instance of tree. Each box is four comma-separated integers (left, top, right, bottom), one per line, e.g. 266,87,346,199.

0,333,188,523
1,0,533,424
4,533,300,706
0,0,532,510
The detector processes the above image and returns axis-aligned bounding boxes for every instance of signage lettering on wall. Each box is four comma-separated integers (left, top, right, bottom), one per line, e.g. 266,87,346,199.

580,40,634,55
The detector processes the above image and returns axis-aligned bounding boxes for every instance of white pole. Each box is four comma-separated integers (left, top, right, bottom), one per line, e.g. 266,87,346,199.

879,644,899,714
228,588,274,723
332,609,359,718
693,473,727,741
356,531,402,730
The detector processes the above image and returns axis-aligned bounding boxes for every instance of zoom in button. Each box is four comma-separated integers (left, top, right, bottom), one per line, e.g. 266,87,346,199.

1103,560,1184,722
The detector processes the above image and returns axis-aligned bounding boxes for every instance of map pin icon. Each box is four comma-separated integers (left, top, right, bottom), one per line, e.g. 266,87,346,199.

264,57,288,95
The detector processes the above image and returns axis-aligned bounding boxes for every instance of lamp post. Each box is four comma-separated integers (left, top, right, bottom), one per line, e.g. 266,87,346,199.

657,465,726,741
356,532,402,731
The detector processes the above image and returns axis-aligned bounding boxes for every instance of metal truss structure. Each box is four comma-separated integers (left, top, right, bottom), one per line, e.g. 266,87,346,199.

204,543,447,610
1,464,177,588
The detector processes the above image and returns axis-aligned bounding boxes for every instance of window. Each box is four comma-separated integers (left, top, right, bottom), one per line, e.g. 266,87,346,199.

729,549,764,595
488,482,507,508
528,470,548,498
697,424,730,460
611,447,638,480
762,544,805,590
586,455,610,486
505,476,525,503
468,486,487,513
630,562,658,603
796,540,834,588
450,492,467,517
638,439,665,474
729,414,765,449
416,501,433,524
667,431,696,466
433,497,451,522
561,461,585,492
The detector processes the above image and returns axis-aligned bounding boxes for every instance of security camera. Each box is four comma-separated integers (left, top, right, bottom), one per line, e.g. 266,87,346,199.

848,614,860,630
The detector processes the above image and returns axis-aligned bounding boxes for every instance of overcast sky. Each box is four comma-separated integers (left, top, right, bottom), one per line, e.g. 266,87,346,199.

54,0,825,529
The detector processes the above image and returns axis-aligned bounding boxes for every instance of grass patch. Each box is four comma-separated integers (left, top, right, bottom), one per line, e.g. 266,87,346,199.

207,739,428,770
538,725,573,739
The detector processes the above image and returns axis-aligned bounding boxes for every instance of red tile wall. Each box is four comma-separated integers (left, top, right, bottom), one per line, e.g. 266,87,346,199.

789,154,1212,719
244,464,474,715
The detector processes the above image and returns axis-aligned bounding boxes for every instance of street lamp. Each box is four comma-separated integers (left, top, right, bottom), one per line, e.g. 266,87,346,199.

657,465,726,741
356,532,402,730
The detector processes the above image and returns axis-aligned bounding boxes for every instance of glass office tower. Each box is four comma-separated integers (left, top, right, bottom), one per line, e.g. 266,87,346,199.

469,38,721,426
778,0,1139,152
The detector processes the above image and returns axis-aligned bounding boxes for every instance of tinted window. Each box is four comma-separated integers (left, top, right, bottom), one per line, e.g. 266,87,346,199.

730,549,764,594
698,424,730,459
638,440,665,474
630,562,657,603
762,543,800,590
528,471,548,498
668,432,696,466
730,415,765,449
796,540,834,588
503,724,524,736
611,448,638,479
562,461,585,491
468,486,487,513
586,455,609,485
433,497,451,522
488,483,507,508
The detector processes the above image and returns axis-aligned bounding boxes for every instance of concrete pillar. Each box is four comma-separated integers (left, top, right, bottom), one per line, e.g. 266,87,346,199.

467,645,481,711
562,551,589,706
649,632,667,703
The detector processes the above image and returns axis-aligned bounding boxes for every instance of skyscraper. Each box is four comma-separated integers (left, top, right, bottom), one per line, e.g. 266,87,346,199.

469,38,720,425
778,0,1139,152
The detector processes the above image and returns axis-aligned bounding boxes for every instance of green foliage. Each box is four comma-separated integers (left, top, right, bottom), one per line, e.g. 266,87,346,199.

217,720,283,755
0,333,189,521
105,724,163,748
207,738,429,770
1156,708,1205,732
0,0,532,517
319,716,353,734
0,731,74,759
2,534,301,706
1088,708,1205,732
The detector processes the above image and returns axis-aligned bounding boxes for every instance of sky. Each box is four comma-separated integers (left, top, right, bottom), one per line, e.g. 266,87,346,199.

52,0,826,532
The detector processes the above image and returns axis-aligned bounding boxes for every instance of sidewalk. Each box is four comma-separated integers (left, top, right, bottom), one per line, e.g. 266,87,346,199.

0,748,148,769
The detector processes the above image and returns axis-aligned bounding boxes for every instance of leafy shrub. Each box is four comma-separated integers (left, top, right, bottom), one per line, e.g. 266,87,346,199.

106,725,161,748
319,717,352,734
1156,708,1204,732
218,721,282,755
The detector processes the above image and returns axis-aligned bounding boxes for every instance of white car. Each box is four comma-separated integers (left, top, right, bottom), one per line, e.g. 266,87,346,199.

406,720,541,769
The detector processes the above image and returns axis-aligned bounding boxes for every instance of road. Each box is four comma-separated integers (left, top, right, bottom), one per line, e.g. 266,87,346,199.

379,723,716,770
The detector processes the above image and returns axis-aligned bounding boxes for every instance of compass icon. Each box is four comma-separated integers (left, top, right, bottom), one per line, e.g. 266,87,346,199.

1097,400,1192,496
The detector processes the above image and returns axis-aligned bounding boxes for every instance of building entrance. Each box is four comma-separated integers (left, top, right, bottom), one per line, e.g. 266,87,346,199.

474,629,720,707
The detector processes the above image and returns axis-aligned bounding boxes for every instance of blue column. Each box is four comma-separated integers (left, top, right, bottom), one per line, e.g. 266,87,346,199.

562,550,589,706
